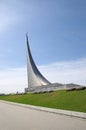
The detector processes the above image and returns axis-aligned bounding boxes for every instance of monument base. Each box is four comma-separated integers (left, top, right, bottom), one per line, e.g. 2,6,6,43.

25,83,86,93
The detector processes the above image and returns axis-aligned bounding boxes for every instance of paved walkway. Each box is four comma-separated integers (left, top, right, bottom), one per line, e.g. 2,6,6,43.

0,101,86,130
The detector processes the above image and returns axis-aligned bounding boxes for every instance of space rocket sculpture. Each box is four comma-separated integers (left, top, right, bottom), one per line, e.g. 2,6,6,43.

26,34,50,89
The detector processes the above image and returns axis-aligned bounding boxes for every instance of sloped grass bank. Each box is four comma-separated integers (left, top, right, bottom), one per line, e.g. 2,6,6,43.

0,90,86,112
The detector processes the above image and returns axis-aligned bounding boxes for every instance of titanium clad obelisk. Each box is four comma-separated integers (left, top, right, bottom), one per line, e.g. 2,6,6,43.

26,34,50,90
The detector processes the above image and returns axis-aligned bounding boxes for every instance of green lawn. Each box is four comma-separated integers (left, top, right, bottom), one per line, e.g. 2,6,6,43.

0,90,86,112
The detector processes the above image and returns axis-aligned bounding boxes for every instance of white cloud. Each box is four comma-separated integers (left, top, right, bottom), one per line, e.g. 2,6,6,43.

0,67,27,94
0,58,86,94
39,58,86,85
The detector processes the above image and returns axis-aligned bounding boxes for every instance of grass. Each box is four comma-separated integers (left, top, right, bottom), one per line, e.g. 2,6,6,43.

0,90,86,112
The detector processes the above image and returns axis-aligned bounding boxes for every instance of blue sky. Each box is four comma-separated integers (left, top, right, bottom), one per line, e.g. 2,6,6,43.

0,0,86,93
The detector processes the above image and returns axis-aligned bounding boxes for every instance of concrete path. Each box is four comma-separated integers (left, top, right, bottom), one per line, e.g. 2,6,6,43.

0,101,86,130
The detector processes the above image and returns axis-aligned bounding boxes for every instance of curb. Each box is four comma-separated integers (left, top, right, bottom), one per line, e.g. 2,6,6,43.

0,100,86,119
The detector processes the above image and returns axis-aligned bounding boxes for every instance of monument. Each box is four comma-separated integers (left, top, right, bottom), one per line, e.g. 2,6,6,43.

25,34,85,93
25,34,51,93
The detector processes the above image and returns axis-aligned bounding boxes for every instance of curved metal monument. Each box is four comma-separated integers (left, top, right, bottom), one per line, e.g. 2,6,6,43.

26,34,50,91
25,34,83,93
